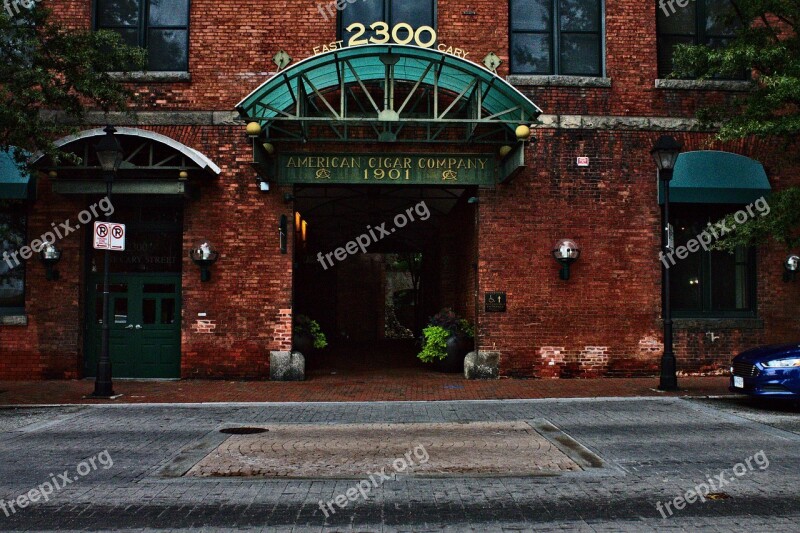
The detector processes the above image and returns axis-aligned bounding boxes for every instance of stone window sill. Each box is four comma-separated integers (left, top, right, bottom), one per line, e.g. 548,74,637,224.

507,75,611,88
0,314,28,326
108,71,191,83
655,79,752,91
669,317,764,330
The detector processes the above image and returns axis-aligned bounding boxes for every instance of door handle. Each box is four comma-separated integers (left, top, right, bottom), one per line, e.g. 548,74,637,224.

135,324,142,330
125,325,134,330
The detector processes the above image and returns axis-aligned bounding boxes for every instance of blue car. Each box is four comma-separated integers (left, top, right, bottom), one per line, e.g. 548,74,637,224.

730,343,800,399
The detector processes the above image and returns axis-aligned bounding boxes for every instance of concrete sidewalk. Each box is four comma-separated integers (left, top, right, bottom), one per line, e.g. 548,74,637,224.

0,373,731,404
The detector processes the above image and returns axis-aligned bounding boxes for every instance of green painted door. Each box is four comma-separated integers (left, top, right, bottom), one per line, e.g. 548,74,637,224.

86,274,181,378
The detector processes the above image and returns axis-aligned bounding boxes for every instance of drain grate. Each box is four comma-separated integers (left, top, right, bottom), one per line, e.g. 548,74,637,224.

706,492,731,500
219,427,268,435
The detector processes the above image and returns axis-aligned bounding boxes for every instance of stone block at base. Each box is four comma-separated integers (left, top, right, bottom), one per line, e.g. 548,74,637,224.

270,351,305,381
464,351,500,380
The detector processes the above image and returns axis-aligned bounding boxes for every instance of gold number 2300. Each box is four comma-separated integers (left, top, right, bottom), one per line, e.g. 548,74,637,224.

346,22,437,49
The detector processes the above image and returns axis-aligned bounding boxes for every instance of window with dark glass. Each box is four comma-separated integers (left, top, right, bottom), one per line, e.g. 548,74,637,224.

0,203,26,314
510,0,604,76
95,0,189,71
339,0,436,39
657,0,740,78
670,204,756,318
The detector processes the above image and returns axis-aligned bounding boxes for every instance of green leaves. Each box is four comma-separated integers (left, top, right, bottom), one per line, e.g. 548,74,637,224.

294,314,328,349
671,2,800,251
712,188,800,251
0,7,145,171
417,326,450,363
670,0,800,140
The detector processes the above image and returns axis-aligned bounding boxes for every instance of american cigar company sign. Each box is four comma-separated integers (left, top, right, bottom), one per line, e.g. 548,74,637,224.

278,154,495,185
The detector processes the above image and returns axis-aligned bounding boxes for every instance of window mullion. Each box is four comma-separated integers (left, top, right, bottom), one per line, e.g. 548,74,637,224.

552,0,559,75
696,0,704,45
140,0,148,49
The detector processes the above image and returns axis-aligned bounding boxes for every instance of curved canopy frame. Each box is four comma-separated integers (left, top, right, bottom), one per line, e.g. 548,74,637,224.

236,44,543,144
32,127,221,177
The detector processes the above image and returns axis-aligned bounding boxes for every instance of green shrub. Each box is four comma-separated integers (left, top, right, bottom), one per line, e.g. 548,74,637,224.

417,325,450,363
294,315,328,349
458,319,475,338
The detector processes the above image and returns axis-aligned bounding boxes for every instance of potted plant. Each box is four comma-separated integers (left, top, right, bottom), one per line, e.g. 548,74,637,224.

293,314,328,354
417,308,474,373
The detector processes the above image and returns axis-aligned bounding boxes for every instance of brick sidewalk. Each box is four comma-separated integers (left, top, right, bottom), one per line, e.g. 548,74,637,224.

0,369,732,404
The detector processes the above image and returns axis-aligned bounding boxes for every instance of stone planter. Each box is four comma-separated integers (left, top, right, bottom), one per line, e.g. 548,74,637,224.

270,351,305,381
464,350,500,379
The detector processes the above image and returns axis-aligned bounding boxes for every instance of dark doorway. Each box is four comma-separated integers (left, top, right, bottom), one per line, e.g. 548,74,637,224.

292,185,477,377
84,198,183,378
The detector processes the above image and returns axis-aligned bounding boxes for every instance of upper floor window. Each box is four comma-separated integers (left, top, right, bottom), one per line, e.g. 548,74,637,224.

670,204,756,318
339,0,436,40
95,0,189,71
657,0,739,78
0,203,26,315
510,0,604,76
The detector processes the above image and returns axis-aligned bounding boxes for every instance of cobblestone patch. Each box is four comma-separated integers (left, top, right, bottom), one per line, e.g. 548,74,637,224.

185,421,582,478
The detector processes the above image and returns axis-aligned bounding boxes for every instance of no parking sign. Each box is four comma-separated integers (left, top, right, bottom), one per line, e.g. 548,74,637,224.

93,222,126,251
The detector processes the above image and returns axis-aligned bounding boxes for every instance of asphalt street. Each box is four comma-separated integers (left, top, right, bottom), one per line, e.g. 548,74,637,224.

0,396,798,532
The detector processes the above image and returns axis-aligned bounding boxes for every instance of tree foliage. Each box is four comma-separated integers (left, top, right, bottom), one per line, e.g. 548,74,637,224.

671,0,800,141
712,188,800,251
671,1,800,250
0,7,145,170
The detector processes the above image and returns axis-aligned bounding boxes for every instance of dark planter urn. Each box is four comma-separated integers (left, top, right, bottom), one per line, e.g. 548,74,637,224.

437,334,474,373
292,333,315,355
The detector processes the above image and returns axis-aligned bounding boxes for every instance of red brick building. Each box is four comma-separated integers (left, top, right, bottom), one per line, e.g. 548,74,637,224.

1,0,797,381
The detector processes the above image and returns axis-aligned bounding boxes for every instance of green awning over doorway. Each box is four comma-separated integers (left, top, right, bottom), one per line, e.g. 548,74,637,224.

0,149,34,200
236,44,542,143
659,151,771,204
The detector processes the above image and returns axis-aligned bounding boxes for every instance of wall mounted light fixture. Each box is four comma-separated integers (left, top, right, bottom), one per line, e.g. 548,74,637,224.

256,176,270,192
39,242,61,281
785,254,799,282
552,238,581,280
189,241,219,282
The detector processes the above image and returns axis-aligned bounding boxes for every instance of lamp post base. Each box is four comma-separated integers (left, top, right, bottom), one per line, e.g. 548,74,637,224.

85,393,123,400
90,388,117,399
658,353,679,391
92,358,115,398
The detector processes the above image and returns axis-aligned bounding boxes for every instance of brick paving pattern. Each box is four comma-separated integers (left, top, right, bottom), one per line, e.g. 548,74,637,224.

186,421,580,478
0,375,731,405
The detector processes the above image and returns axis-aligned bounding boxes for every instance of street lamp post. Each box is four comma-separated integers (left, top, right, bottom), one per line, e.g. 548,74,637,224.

651,135,682,391
91,126,123,398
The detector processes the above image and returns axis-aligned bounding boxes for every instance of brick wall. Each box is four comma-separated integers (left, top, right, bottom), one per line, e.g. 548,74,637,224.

47,0,741,117
2,1,798,380
477,132,800,378
178,126,293,378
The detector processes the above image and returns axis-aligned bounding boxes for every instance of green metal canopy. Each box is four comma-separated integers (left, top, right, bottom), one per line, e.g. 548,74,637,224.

659,151,771,204
236,44,542,144
0,149,35,200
